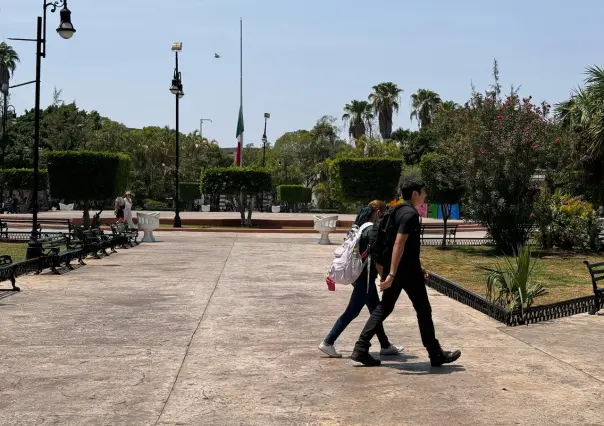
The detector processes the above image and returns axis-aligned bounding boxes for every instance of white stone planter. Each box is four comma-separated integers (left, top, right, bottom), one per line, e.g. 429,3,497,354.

313,215,338,245
201,205,210,212
137,211,160,242
271,205,281,213
59,203,74,211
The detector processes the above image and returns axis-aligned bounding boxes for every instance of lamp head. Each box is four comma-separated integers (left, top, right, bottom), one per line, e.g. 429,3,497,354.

56,5,76,39
171,41,183,52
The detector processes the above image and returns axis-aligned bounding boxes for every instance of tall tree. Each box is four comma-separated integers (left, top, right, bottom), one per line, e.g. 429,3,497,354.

410,89,443,128
0,42,19,89
369,82,403,139
342,100,373,140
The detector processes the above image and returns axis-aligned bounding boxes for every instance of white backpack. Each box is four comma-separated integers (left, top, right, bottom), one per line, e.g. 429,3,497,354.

327,222,374,285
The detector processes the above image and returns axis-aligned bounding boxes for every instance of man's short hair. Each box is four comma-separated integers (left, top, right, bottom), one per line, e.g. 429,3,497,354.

400,178,425,200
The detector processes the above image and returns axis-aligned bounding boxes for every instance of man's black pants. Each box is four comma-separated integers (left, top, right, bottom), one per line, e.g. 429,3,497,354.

353,269,440,355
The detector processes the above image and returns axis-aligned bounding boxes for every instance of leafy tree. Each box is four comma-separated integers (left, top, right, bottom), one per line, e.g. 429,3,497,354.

369,82,403,139
200,167,272,225
420,153,465,246
47,151,131,227
342,100,373,140
410,89,443,128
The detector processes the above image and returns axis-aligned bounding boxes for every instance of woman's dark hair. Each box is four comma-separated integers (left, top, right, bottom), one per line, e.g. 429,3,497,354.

354,200,386,226
354,206,373,226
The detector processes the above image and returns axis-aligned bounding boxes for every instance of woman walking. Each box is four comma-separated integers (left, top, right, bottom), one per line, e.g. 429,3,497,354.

319,200,403,358
114,195,125,223
124,191,135,228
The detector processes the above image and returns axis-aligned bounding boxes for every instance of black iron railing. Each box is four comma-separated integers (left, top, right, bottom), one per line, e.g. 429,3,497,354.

426,272,595,326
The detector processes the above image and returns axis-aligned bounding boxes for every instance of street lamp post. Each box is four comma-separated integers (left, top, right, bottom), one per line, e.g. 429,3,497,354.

170,41,184,228
259,113,270,212
199,118,212,141
9,0,75,248
261,112,270,168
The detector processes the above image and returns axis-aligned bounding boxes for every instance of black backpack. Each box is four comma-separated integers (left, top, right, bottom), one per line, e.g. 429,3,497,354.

368,203,410,265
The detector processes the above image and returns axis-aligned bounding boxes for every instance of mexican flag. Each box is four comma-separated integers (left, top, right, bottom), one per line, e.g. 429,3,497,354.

235,105,244,166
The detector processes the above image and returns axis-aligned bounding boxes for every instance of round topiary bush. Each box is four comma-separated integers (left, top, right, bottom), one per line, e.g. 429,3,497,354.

335,158,403,203
277,185,312,204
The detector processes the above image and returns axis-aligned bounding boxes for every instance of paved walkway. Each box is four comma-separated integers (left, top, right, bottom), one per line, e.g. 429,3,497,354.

0,210,466,224
0,233,601,425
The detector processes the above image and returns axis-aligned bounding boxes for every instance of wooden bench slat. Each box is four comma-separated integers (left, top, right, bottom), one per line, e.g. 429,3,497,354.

585,260,604,269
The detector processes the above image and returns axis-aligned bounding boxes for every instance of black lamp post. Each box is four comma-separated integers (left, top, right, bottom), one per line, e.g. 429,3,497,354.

9,0,75,248
170,41,184,228
261,112,270,168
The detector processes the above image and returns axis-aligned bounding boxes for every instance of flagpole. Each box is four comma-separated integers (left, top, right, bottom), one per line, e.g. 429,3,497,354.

239,17,243,167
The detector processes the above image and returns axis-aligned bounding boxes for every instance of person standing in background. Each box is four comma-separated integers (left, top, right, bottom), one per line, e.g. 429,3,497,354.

114,195,125,223
124,191,135,228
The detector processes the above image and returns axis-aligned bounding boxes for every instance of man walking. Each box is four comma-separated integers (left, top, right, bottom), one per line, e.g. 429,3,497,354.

350,179,461,367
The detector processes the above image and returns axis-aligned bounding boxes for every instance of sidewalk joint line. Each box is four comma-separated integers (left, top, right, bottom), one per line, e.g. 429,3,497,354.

154,237,237,425
501,329,604,384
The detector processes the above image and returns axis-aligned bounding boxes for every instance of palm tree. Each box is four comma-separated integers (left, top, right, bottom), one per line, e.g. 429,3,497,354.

0,42,19,90
441,100,460,111
555,66,604,153
369,82,402,139
410,89,443,128
342,100,373,140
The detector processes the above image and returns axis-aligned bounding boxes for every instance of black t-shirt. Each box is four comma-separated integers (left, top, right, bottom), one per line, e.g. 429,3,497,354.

357,224,378,284
394,203,422,273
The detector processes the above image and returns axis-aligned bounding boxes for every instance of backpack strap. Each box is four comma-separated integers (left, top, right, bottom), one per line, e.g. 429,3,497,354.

358,222,373,259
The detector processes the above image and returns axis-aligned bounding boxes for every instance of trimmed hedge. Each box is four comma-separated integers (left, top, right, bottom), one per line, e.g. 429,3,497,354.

47,151,131,201
144,199,170,211
335,158,403,203
0,168,49,192
200,167,272,196
277,185,312,203
179,182,201,201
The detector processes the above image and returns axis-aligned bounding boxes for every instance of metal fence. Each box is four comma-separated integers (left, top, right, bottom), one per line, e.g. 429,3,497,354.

426,272,596,326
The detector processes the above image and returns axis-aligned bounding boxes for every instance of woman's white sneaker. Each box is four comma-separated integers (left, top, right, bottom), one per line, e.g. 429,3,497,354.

380,345,404,356
319,341,342,358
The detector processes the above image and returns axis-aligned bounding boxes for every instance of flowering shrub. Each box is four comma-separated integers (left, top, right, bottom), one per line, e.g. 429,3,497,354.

534,192,601,251
441,91,559,252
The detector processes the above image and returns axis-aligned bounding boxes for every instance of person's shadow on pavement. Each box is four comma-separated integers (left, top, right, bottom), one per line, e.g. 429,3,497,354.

389,361,466,375
351,353,465,375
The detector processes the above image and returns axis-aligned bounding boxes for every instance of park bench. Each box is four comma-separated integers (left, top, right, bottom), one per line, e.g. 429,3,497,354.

314,215,338,245
90,227,121,254
109,223,139,247
420,223,459,245
0,255,39,291
31,235,84,274
583,260,604,314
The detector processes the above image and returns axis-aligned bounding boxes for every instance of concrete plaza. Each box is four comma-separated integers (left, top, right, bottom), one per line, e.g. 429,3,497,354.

0,232,602,425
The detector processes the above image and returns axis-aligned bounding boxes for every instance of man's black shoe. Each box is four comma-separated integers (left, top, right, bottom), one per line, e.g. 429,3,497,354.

351,351,381,366
430,349,461,367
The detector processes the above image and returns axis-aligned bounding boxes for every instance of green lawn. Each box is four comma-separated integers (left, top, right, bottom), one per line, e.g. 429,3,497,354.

0,243,28,261
422,246,600,305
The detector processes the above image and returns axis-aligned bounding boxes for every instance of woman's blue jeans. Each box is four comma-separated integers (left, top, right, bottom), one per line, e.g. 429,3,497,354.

324,274,390,349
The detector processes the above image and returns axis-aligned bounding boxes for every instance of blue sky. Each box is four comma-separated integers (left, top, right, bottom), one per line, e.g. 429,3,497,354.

1,0,602,147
